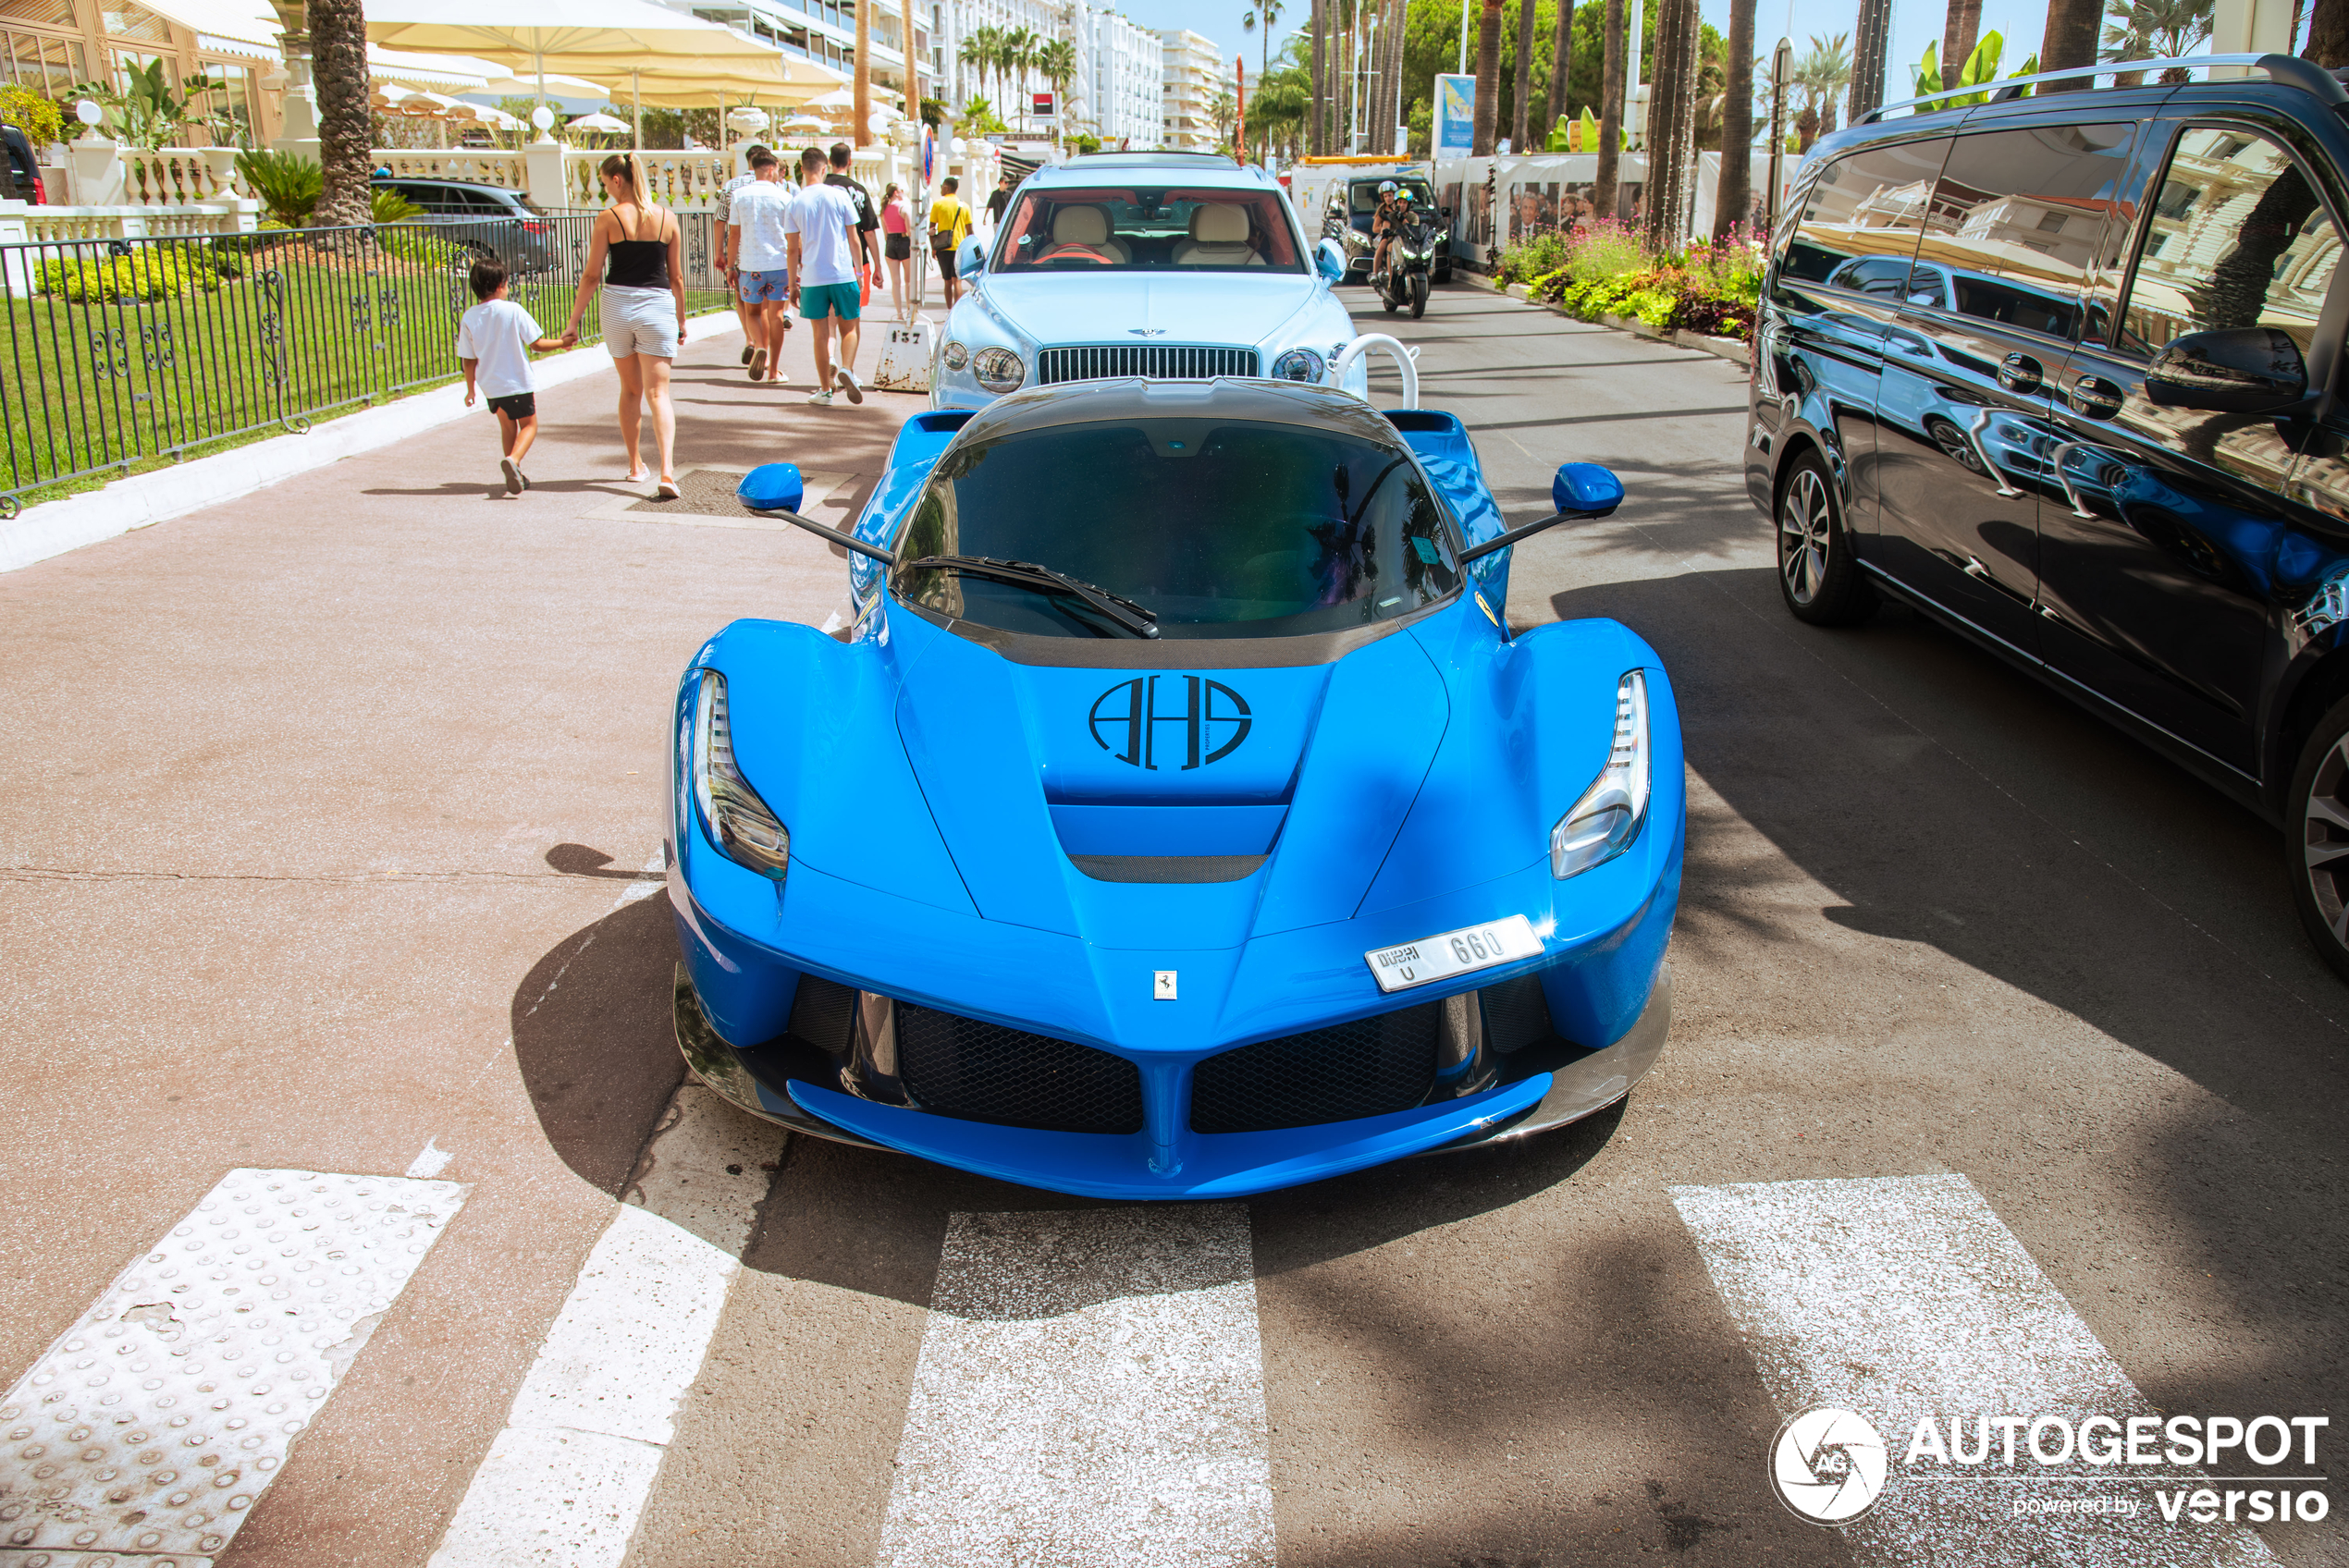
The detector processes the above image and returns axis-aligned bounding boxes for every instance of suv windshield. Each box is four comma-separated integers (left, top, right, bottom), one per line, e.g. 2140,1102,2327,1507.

892,419,1461,640
994,187,1303,272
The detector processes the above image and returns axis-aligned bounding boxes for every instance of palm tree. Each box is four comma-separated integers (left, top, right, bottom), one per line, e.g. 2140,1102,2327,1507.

2312,0,2349,67
959,24,1002,111
2100,0,2211,83
1714,0,1753,239
1471,0,1503,154
1942,0,1984,94
853,0,871,151
1209,87,1238,150
1243,0,1285,150
1546,0,1574,142
2041,0,2101,89
309,0,371,227
1512,0,1535,151
1002,26,1039,130
1792,31,1851,151
1034,37,1076,145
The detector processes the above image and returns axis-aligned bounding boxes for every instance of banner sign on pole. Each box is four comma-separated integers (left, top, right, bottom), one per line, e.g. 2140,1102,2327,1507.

1435,73,1476,155
1031,92,1054,120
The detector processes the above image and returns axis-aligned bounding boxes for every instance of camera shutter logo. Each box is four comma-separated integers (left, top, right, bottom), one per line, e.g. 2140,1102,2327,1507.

1770,1406,1889,1525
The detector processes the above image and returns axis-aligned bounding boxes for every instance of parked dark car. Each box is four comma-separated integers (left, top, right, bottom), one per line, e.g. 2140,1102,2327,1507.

371,176,560,274
1746,54,2349,978
1321,175,1452,284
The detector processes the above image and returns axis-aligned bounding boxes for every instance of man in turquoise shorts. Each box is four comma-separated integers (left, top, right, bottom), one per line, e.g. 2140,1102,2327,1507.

784,145,867,407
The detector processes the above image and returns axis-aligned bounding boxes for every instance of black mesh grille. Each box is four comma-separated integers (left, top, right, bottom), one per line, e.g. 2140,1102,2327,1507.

786,973,858,1055
1034,345,1261,385
1478,973,1553,1054
896,1005,1144,1133
1068,853,1267,883
1189,1003,1442,1133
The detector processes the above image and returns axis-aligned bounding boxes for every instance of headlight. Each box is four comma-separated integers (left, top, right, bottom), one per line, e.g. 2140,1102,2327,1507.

941,339,970,371
971,346,1025,393
1272,348,1325,383
1550,670,1650,879
689,670,790,880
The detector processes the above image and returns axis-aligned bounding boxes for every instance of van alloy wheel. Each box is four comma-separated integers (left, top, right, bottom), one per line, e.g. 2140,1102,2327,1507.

1780,466,1830,606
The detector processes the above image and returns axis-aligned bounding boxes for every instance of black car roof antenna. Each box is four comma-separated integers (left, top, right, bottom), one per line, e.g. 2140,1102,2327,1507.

1862,53,2347,124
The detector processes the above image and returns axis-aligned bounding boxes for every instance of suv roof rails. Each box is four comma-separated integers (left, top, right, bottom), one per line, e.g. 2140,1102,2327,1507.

1861,52,2347,124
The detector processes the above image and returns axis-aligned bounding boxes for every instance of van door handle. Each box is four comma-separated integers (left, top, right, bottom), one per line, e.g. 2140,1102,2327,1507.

1998,353,2044,394
2067,374,2124,418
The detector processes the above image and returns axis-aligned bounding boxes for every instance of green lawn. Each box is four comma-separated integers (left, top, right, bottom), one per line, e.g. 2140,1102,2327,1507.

1,230,725,513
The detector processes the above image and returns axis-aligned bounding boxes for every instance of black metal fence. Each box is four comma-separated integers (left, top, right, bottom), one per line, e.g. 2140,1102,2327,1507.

0,210,728,518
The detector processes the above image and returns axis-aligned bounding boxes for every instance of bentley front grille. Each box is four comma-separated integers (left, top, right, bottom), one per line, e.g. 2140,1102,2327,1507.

1034,345,1262,386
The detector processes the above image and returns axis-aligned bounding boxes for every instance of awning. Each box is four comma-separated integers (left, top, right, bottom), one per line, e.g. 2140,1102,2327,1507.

369,45,502,91
136,0,281,59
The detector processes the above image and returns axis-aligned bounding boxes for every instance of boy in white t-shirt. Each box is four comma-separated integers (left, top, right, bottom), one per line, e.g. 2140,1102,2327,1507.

457,259,569,495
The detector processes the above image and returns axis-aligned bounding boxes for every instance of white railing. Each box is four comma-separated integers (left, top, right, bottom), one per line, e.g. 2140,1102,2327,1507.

122,148,242,205
375,149,531,191
0,199,254,243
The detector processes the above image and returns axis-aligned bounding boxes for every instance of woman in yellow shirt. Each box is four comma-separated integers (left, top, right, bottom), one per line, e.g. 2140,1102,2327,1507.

928,177,975,306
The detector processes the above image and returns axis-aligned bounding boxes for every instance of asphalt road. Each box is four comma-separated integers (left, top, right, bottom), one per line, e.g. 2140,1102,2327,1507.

1,283,2343,1568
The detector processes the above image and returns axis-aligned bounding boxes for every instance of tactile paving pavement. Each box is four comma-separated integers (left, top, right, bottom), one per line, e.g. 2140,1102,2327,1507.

0,1169,466,1565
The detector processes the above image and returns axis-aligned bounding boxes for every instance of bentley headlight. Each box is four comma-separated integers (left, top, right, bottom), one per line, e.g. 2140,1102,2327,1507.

690,670,790,880
972,346,1025,393
1550,670,1650,879
941,339,970,371
1272,348,1326,383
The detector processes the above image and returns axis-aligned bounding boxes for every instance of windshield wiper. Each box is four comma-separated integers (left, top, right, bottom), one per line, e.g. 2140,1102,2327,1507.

903,555,1160,639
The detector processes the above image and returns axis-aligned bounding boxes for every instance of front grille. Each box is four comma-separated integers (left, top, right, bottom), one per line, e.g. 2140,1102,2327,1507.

1034,344,1261,386
897,1004,1144,1133
1189,1002,1442,1133
1068,853,1267,883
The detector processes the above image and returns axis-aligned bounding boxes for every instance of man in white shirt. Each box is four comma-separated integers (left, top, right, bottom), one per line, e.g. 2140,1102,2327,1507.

714,142,772,364
784,144,866,407
727,148,795,385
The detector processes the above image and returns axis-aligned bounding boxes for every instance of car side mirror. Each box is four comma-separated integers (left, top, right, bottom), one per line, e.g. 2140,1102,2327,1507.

1553,461,1624,517
1441,204,1453,218
1315,239,1346,282
737,461,804,513
2146,326,2307,414
957,236,985,278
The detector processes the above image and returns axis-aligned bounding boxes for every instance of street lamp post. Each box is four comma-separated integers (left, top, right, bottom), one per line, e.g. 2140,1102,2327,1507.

1764,36,1790,237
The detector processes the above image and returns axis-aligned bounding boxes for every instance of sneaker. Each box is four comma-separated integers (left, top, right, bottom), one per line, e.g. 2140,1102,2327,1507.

748,348,768,381
520,470,532,491
806,388,834,407
500,457,523,495
836,366,864,404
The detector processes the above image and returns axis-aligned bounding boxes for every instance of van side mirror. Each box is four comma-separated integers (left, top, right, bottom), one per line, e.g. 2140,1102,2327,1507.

1315,239,1346,282
2146,326,2307,413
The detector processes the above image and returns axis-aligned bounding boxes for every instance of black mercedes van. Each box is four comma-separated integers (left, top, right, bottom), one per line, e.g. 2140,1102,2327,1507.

1746,52,2349,978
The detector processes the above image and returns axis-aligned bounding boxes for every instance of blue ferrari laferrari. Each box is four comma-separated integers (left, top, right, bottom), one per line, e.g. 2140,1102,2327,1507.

668,378,1683,1198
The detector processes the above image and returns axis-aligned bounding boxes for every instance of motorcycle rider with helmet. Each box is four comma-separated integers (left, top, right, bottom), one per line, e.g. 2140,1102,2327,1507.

1371,179,1411,285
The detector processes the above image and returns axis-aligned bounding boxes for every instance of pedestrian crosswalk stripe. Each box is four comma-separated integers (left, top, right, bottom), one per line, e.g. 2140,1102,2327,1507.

1669,1173,2278,1566
0,1168,464,1564
425,1086,783,1568
878,1205,1276,1568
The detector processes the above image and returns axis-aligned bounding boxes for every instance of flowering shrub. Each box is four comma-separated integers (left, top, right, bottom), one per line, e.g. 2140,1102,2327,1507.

1512,220,1765,340
36,248,221,302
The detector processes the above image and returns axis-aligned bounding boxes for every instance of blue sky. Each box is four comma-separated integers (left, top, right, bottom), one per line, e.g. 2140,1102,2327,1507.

1120,0,2058,106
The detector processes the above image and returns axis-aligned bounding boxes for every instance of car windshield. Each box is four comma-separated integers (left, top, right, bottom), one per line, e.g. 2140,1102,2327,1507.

1350,178,1435,213
892,418,1461,640
994,187,1304,272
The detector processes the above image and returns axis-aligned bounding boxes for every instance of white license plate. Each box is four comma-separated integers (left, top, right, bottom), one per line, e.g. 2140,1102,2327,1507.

1365,914,1543,994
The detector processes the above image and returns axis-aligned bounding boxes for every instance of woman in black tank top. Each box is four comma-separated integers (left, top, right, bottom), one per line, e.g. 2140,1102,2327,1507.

567,153,687,497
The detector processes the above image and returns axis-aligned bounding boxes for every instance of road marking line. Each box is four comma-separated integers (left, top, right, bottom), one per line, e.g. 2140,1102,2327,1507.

1668,1173,2277,1566
0,1170,464,1563
424,1086,782,1568
405,1138,454,1180
878,1205,1275,1568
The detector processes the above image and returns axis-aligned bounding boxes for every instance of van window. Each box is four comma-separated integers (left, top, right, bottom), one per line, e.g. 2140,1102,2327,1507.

1777,137,1950,287
2117,125,2343,358
1915,123,2136,342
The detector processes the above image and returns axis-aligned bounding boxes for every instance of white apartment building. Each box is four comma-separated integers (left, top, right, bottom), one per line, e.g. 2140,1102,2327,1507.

666,0,920,118
1160,28,1222,153
927,0,1065,122
1079,6,1162,148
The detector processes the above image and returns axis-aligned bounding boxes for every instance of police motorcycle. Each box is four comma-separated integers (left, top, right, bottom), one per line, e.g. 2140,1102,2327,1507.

1371,185,1436,320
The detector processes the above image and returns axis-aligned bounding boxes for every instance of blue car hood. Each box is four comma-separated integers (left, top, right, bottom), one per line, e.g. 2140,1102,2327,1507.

893,619,1451,949
978,271,1327,349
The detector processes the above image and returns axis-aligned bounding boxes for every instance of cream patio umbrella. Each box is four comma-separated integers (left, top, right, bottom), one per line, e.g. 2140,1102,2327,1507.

367,0,818,149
